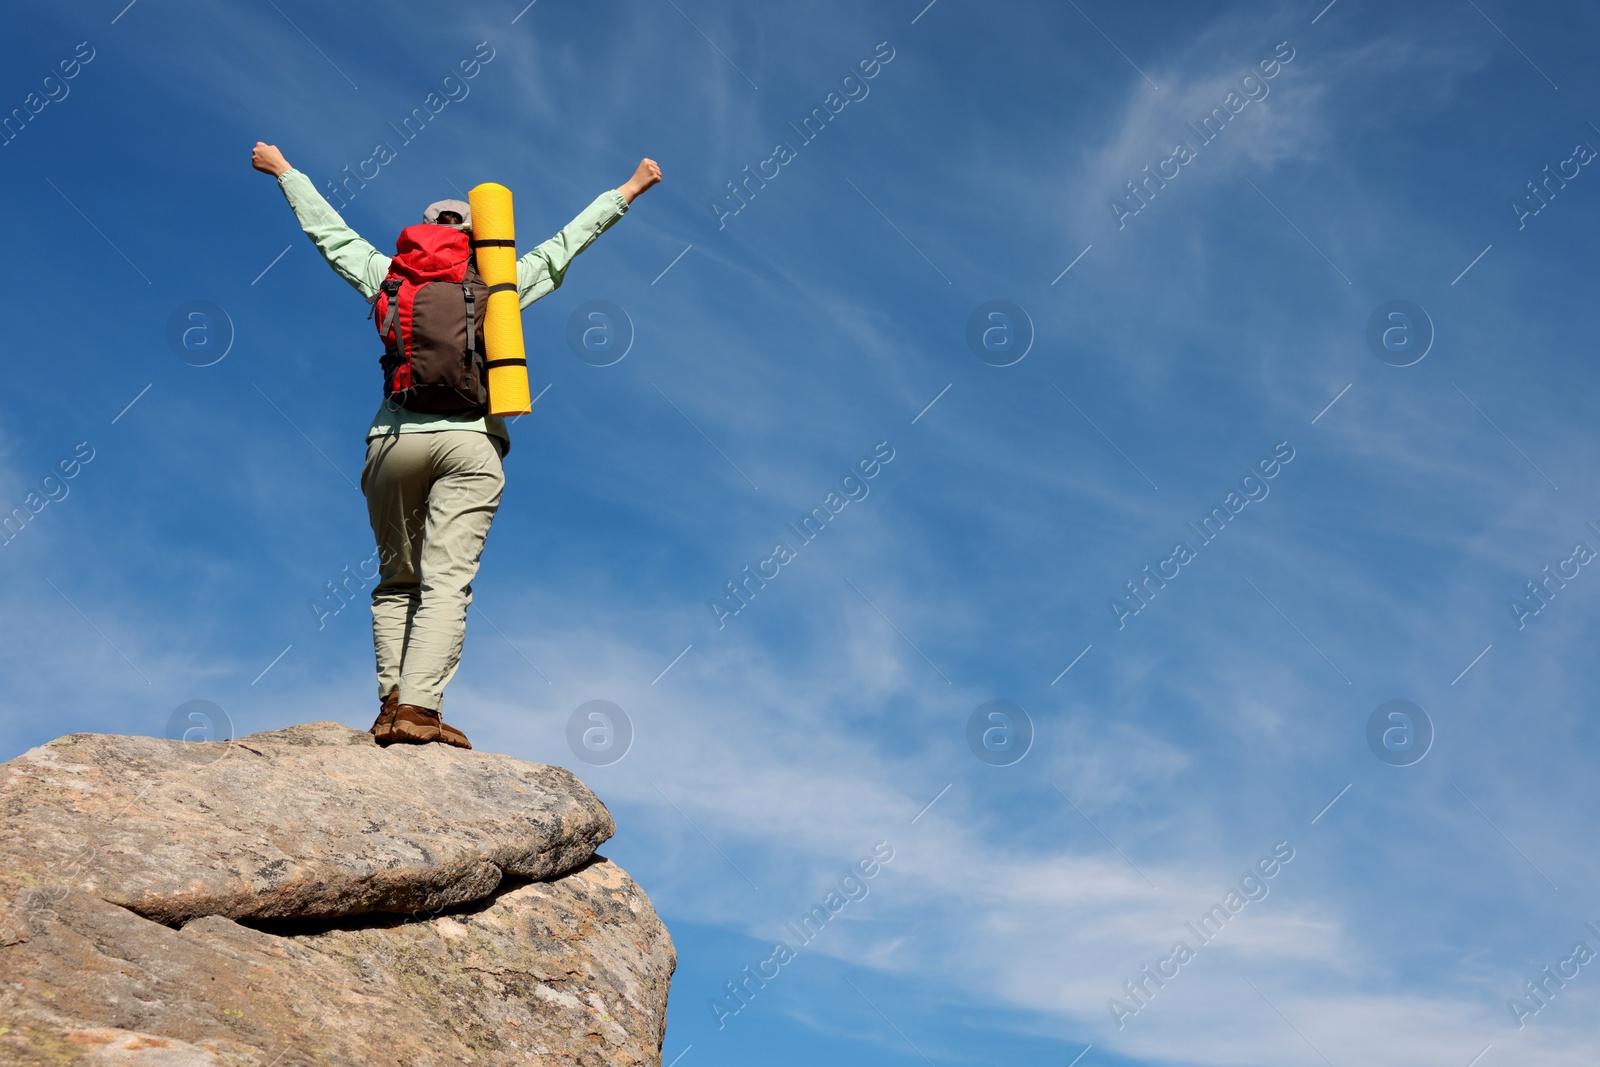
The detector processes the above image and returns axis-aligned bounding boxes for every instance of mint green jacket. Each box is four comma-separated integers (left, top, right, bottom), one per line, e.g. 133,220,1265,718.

275,168,629,452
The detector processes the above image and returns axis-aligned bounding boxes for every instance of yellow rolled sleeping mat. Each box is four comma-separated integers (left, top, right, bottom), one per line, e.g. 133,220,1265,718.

468,182,532,416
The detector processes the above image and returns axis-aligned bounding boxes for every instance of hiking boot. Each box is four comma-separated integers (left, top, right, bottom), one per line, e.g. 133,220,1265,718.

369,688,400,745
388,704,472,749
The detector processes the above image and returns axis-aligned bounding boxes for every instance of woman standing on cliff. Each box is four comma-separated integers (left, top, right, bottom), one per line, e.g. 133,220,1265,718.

251,140,661,750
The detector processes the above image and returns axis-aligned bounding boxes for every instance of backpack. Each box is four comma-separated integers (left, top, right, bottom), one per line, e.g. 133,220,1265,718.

369,225,498,416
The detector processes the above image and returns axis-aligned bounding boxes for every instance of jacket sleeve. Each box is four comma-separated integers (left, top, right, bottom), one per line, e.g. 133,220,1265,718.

516,189,629,309
276,169,392,301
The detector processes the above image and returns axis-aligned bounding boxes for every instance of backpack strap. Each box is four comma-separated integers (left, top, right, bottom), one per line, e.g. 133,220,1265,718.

463,281,477,359
375,279,402,349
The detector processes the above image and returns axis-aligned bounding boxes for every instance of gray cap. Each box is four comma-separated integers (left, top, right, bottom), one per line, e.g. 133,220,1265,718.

422,198,472,231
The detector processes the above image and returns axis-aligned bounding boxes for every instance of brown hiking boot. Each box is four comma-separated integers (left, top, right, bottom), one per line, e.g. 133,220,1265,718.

388,704,472,749
370,688,400,745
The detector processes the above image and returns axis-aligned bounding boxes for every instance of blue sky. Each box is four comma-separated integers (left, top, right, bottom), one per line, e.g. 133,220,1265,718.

5,0,1600,1063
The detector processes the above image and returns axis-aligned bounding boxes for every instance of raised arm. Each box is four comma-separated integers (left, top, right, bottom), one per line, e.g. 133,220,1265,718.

516,157,661,309
252,142,391,301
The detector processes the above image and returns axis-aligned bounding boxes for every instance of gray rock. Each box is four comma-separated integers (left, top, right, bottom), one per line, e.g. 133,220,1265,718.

0,721,613,928
0,723,675,1066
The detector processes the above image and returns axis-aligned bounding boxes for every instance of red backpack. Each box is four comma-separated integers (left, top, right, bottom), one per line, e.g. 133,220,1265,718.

370,225,503,416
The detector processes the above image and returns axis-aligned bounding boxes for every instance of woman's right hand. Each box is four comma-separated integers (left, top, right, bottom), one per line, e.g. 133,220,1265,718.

252,142,291,177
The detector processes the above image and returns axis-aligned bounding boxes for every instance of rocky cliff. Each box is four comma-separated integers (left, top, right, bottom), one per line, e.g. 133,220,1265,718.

0,721,674,1066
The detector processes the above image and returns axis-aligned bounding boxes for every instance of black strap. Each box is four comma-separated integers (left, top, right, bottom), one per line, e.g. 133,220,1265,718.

366,277,391,317
485,283,517,296
378,279,401,343
470,238,516,248
463,281,477,360
484,358,527,369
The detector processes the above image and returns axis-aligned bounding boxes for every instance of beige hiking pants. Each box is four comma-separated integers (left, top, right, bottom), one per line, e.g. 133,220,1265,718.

360,430,506,711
